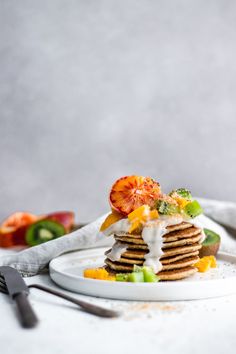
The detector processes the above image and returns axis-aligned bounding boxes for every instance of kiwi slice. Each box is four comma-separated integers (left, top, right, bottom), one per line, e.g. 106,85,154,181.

26,220,66,246
156,200,179,215
199,228,221,257
169,188,192,200
184,200,203,218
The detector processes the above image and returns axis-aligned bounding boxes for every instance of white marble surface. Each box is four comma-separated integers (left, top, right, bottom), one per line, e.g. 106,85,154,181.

1,269,236,354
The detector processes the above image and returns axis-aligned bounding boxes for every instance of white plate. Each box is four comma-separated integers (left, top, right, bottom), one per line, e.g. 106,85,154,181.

49,248,236,301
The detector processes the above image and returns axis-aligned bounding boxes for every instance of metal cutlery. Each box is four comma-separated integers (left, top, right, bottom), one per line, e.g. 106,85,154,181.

0,266,38,328
0,266,120,325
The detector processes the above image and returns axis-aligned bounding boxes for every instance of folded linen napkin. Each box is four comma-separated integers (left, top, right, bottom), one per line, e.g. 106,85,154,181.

0,198,236,276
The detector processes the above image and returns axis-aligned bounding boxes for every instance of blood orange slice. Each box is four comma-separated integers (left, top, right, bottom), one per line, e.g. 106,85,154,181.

0,212,38,247
0,212,38,232
109,176,161,216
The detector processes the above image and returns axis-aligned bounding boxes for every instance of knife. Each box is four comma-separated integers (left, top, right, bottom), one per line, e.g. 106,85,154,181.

0,266,38,328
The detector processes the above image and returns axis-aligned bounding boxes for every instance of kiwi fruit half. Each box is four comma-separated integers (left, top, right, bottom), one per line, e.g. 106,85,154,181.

199,228,221,258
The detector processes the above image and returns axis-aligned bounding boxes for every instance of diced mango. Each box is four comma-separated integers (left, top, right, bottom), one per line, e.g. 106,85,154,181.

173,196,190,209
209,255,217,268
194,256,217,273
149,209,159,219
128,205,159,233
128,205,150,221
84,268,115,281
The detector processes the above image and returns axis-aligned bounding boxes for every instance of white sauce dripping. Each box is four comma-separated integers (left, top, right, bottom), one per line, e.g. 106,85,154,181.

106,241,129,262
103,218,130,237
103,214,204,273
142,215,183,273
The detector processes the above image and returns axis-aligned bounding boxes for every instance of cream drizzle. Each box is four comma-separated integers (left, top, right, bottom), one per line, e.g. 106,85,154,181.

106,241,129,262
103,214,204,273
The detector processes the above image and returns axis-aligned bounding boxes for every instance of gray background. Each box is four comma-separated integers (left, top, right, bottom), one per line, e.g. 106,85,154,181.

0,0,236,222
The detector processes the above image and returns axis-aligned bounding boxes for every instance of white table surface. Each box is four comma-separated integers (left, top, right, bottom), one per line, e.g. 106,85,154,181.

1,256,236,354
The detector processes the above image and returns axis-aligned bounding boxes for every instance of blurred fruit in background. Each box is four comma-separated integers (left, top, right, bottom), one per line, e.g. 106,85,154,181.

0,211,75,248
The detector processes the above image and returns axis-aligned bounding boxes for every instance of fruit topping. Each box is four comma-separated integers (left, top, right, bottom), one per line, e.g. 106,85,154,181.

109,176,161,216
155,199,179,215
194,256,217,272
116,265,159,283
0,212,39,247
84,268,115,281
184,200,203,218
169,188,192,200
142,267,159,282
128,271,144,282
0,212,38,233
100,210,124,232
199,229,221,258
128,205,159,233
25,220,66,246
45,211,75,232
115,273,129,282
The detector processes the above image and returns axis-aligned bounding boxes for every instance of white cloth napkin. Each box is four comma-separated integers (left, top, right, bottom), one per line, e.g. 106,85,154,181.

0,198,236,276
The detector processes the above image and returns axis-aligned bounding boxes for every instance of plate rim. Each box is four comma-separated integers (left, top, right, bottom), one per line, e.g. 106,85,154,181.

49,248,236,287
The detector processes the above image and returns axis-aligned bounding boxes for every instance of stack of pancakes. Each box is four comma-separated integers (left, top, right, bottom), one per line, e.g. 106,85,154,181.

105,222,202,280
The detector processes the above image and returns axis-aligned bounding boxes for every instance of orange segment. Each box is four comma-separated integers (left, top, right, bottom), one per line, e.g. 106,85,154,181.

209,255,217,268
109,176,161,216
194,256,217,272
84,268,115,281
100,211,124,232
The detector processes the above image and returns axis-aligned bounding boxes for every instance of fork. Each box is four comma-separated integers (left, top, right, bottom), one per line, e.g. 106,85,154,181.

0,276,120,318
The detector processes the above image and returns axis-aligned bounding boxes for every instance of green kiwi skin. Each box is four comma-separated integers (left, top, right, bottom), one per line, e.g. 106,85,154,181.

199,228,221,258
199,243,220,258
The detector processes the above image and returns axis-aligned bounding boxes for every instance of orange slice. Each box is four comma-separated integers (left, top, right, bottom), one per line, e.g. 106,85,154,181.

84,268,115,281
100,211,124,231
0,212,39,248
0,212,38,234
194,256,217,272
109,176,161,216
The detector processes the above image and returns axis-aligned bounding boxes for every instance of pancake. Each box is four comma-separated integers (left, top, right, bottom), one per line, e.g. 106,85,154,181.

105,258,134,272
105,256,199,273
163,226,201,241
114,227,201,246
160,243,201,257
115,235,146,244
160,256,199,270
116,257,144,265
105,248,147,260
114,235,202,254
106,254,198,269
166,222,193,232
127,243,149,250
160,251,199,264
162,234,202,249
114,222,195,239
105,247,199,263
158,266,197,281
115,232,143,239
105,263,197,280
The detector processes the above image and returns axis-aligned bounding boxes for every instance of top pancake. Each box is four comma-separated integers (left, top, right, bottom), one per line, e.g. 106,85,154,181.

115,221,193,238
114,226,201,247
